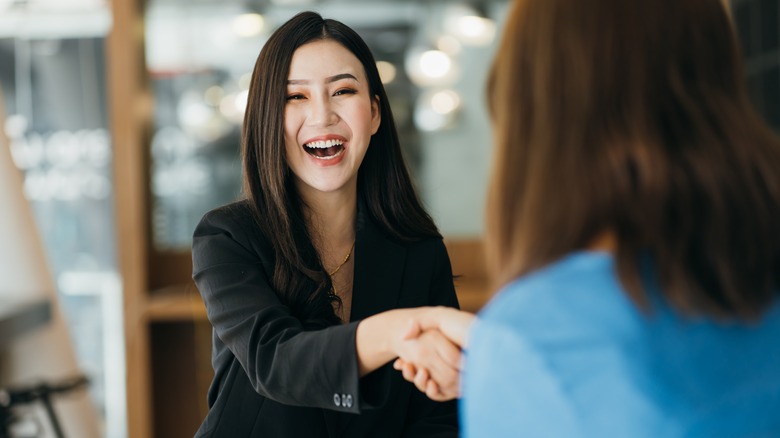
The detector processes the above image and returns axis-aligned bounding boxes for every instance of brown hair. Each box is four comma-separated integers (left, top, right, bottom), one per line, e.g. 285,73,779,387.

243,12,439,327
486,0,780,318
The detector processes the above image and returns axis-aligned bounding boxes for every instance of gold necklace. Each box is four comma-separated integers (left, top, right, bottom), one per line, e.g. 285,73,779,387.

329,240,355,296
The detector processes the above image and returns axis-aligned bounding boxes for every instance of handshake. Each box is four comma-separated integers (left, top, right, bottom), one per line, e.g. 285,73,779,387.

390,307,476,402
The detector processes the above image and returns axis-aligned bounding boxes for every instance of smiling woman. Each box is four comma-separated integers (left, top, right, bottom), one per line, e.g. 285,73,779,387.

190,10,473,438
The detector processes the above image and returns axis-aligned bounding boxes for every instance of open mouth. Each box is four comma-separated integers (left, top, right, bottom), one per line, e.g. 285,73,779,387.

304,139,345,160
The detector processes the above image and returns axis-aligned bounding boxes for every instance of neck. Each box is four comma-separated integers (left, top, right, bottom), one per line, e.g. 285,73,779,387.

298,181,358,251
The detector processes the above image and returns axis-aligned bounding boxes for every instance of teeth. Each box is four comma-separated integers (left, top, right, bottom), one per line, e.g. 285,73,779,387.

313,148,345,160
305,139,344,149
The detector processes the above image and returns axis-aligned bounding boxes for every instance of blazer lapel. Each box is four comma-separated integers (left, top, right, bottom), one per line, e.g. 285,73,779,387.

322,207,407,437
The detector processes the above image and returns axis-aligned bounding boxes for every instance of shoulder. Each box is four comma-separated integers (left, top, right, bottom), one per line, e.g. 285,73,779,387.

194,199,271,248
195,199,256,236
465,252,672,437
477,251,642,346
192,199,273,272
405,235,447,255
480,251,618,318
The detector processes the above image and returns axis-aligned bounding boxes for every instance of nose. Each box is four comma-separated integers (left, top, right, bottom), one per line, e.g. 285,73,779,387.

306,94,338,127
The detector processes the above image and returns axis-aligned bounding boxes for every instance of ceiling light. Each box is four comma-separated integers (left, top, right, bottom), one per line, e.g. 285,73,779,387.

405,47,458,87
376,61,397,84
232,13,264,38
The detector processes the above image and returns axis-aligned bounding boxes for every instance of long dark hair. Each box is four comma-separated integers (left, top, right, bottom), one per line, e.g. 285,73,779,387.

242,11,439,327
486,0,780,319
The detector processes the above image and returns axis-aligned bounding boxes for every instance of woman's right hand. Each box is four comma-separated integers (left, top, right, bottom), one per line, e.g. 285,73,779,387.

403,306,476,347
355,306,475,399
393,325,462,400
391,307,476,400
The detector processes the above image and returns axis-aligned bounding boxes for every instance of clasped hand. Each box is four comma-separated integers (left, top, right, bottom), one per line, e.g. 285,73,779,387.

392,307,475,401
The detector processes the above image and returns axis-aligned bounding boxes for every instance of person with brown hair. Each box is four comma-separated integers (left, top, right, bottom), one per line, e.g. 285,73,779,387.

400,0,780,435
191,11,463,437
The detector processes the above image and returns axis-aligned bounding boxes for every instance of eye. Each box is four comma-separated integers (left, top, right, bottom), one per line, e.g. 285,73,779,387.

334,88,357,96
286,93,305,101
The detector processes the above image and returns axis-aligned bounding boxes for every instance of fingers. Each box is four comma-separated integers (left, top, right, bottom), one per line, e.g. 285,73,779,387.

395,357,459,401
417,367,456,401
394,359,418,382
403,363,417,382
426,379,451,402
413,367,429,394
396,330,462,400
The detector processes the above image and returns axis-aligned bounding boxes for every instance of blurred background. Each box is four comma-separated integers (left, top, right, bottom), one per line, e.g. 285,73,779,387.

0,0,775,436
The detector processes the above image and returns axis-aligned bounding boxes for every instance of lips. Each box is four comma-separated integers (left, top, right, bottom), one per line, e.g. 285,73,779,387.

303,137,346,160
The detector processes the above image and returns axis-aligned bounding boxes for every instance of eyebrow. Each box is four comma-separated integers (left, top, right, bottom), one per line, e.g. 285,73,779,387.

287,73,359,85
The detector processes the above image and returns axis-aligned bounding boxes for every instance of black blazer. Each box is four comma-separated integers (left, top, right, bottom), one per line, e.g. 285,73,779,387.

192,201,460,437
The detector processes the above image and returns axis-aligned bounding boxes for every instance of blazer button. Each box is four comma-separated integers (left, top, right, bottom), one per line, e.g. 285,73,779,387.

333,393,341,407
345,394,353,408
341,394,347,407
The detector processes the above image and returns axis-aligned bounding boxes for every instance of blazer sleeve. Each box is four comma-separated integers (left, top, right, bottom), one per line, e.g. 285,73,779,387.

192,206,363,414
403,239,460,437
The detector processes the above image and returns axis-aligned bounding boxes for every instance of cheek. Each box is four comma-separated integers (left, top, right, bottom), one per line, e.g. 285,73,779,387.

283,109,296,139
283,118,299,157
349,103,375,133
283,112,303,149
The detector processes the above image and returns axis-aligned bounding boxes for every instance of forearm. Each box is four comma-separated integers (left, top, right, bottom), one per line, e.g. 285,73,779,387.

355,309,413,376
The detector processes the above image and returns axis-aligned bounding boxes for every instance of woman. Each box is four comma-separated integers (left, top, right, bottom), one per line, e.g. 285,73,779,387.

192,11,461,437
459,0,780,436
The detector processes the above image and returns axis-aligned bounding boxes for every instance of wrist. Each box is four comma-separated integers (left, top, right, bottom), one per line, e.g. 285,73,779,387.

382,309,412,357
355,311,403,375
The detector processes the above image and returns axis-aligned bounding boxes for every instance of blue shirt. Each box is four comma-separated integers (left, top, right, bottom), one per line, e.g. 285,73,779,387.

461,251,780,437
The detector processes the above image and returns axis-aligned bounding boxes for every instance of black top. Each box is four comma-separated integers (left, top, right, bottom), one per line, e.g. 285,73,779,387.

192,200,460,437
